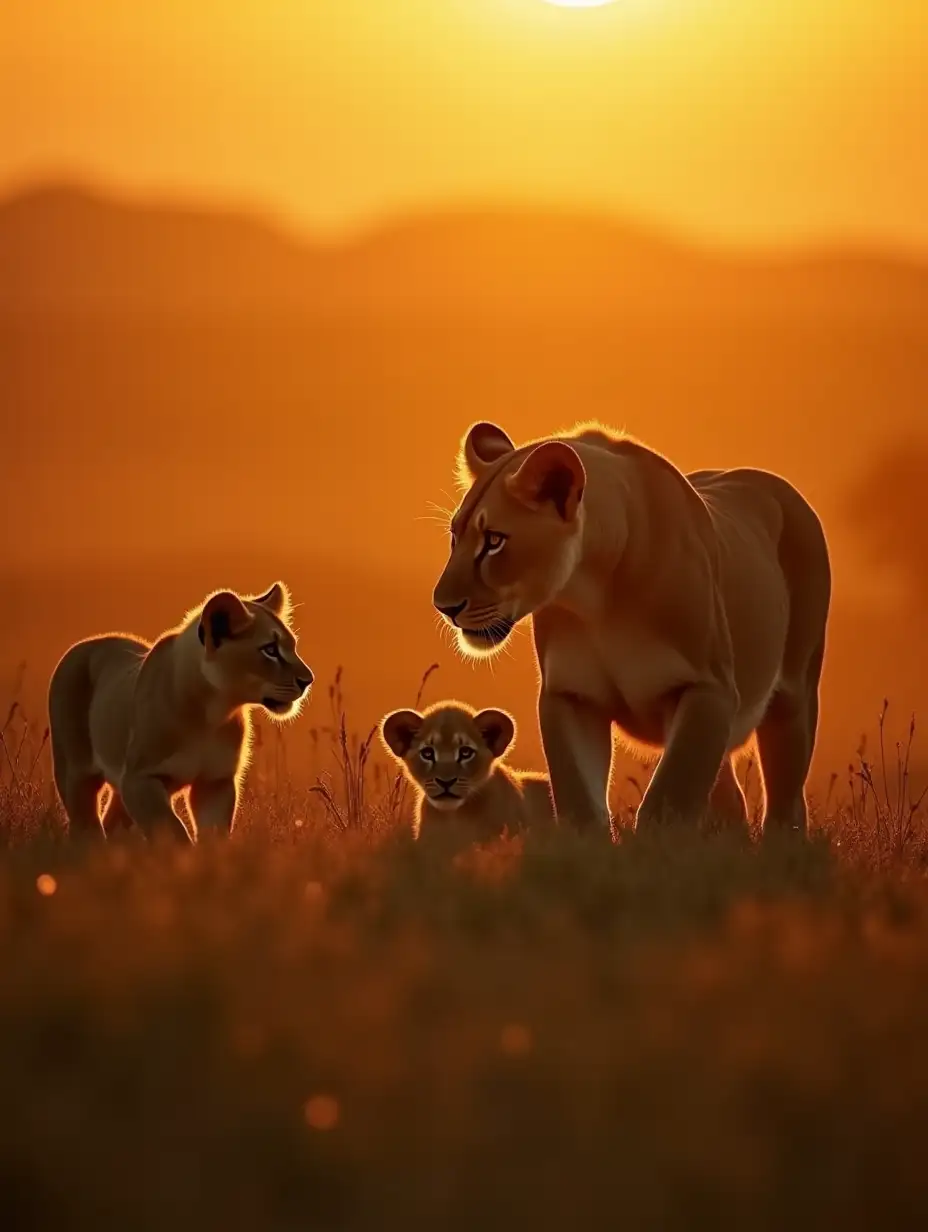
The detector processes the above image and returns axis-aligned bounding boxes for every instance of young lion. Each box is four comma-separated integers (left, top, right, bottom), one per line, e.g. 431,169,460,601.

48,582,312,843
380,701,553,840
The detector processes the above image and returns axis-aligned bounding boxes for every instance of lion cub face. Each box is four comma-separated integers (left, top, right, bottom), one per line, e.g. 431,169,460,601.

380,703,515,811
197,583,313,719
433,422,586,658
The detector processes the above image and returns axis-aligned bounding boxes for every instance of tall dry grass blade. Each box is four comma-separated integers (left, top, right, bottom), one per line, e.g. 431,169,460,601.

0,732,21,786
26,728,49,783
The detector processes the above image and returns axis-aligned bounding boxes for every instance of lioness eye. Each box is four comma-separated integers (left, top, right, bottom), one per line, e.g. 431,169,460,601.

485,531,506,555
458,747,476,763
420,747,436,763
261,643,281,660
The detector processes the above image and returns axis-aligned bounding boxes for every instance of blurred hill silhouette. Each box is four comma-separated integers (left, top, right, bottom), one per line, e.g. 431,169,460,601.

2,183,927,321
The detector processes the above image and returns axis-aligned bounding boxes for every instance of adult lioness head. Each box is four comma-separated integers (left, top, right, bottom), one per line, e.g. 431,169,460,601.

196,582,313,718
380,702,516,811
433,422,586,656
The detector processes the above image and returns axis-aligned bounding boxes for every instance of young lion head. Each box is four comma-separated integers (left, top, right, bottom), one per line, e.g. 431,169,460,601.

380,702,516,811
196,582,313,719
432,422,586,657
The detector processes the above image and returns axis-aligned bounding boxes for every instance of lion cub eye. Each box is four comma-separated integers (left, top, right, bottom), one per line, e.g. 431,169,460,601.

458,746,476,763
260,642,281,661
420,747,436,763
484,531,506,555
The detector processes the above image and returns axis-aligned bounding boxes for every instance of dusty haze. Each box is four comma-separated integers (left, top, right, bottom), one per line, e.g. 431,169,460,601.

2,184,927,791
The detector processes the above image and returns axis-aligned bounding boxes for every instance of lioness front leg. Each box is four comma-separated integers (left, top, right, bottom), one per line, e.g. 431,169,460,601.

637,684,737,829
121,774,192,844
708,759,749,831
188,777,238,838
539,691,613,831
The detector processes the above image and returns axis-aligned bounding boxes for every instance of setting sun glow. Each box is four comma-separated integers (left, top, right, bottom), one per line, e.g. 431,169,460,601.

542,1,618,6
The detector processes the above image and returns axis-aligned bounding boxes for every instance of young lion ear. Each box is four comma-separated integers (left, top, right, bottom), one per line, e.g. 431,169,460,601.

198,591,254,651
505,440,586,522
474,709,516,759
252,581,290,620
381,710,425,759
457,422,515,486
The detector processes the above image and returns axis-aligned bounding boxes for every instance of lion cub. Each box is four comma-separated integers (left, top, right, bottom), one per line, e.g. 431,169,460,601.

48,583,312,843
380,701,553,840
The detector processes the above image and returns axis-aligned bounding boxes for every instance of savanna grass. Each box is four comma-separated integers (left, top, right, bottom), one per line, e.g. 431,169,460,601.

1,675,928,1230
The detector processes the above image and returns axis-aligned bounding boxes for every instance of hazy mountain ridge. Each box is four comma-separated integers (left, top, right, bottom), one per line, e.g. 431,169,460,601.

2,183,927,320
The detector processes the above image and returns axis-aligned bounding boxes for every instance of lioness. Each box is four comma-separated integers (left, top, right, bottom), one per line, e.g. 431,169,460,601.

48,583,312,843
432,421,831,835
380,701,554,840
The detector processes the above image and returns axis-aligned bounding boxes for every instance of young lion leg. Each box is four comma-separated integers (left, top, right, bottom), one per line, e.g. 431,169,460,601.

121,774,192,844
100,790,135,834
637,684,736,829
755,683,819,837
539,692,613,830
49,676,105,837
709,758,749,829
188,777,238,838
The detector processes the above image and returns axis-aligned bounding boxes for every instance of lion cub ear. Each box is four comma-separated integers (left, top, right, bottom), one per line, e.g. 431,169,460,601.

381,710,425,759
457,422,515,486
505,441,586,522
252,581,290,620
198,591,254,651
474,709,515,759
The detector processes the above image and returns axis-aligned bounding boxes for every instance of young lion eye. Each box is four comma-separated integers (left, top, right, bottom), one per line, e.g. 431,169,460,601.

260,643,281,661
484,531,506,555
458,747,476,763
420,747,436,763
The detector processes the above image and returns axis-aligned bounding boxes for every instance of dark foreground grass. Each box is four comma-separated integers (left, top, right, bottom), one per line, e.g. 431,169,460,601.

3,819,928,1231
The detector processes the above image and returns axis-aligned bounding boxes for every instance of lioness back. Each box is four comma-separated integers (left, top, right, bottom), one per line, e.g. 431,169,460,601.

379,700,553,840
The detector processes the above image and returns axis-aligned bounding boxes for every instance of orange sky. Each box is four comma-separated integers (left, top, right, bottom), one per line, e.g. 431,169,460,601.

2,0,926,250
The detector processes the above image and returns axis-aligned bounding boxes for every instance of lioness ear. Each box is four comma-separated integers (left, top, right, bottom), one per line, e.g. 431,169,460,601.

474,709,515,759
381,710,425,759
253,581,290,620
457,422,515,486
505,441,585,522
198,591,254,650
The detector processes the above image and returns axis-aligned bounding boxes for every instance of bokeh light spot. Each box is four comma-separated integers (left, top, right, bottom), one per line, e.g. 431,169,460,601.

304,1094,340,1131
500,1023,534,1057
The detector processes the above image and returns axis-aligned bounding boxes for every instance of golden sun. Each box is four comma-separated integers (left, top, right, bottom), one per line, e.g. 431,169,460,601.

542,1,618,7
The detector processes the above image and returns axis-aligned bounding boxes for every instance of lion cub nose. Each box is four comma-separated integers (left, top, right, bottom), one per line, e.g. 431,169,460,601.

296,672,314,694
435,777,458,789
436,600,467,625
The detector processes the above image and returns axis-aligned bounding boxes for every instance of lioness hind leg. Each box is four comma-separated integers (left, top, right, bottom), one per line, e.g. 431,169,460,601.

755,683,819,837
59,772,106,836
708,759,749,830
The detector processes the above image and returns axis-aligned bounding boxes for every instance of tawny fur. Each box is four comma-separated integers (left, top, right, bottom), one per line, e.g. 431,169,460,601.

48,582,313,843
433,421,831,835
380,701,554,841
